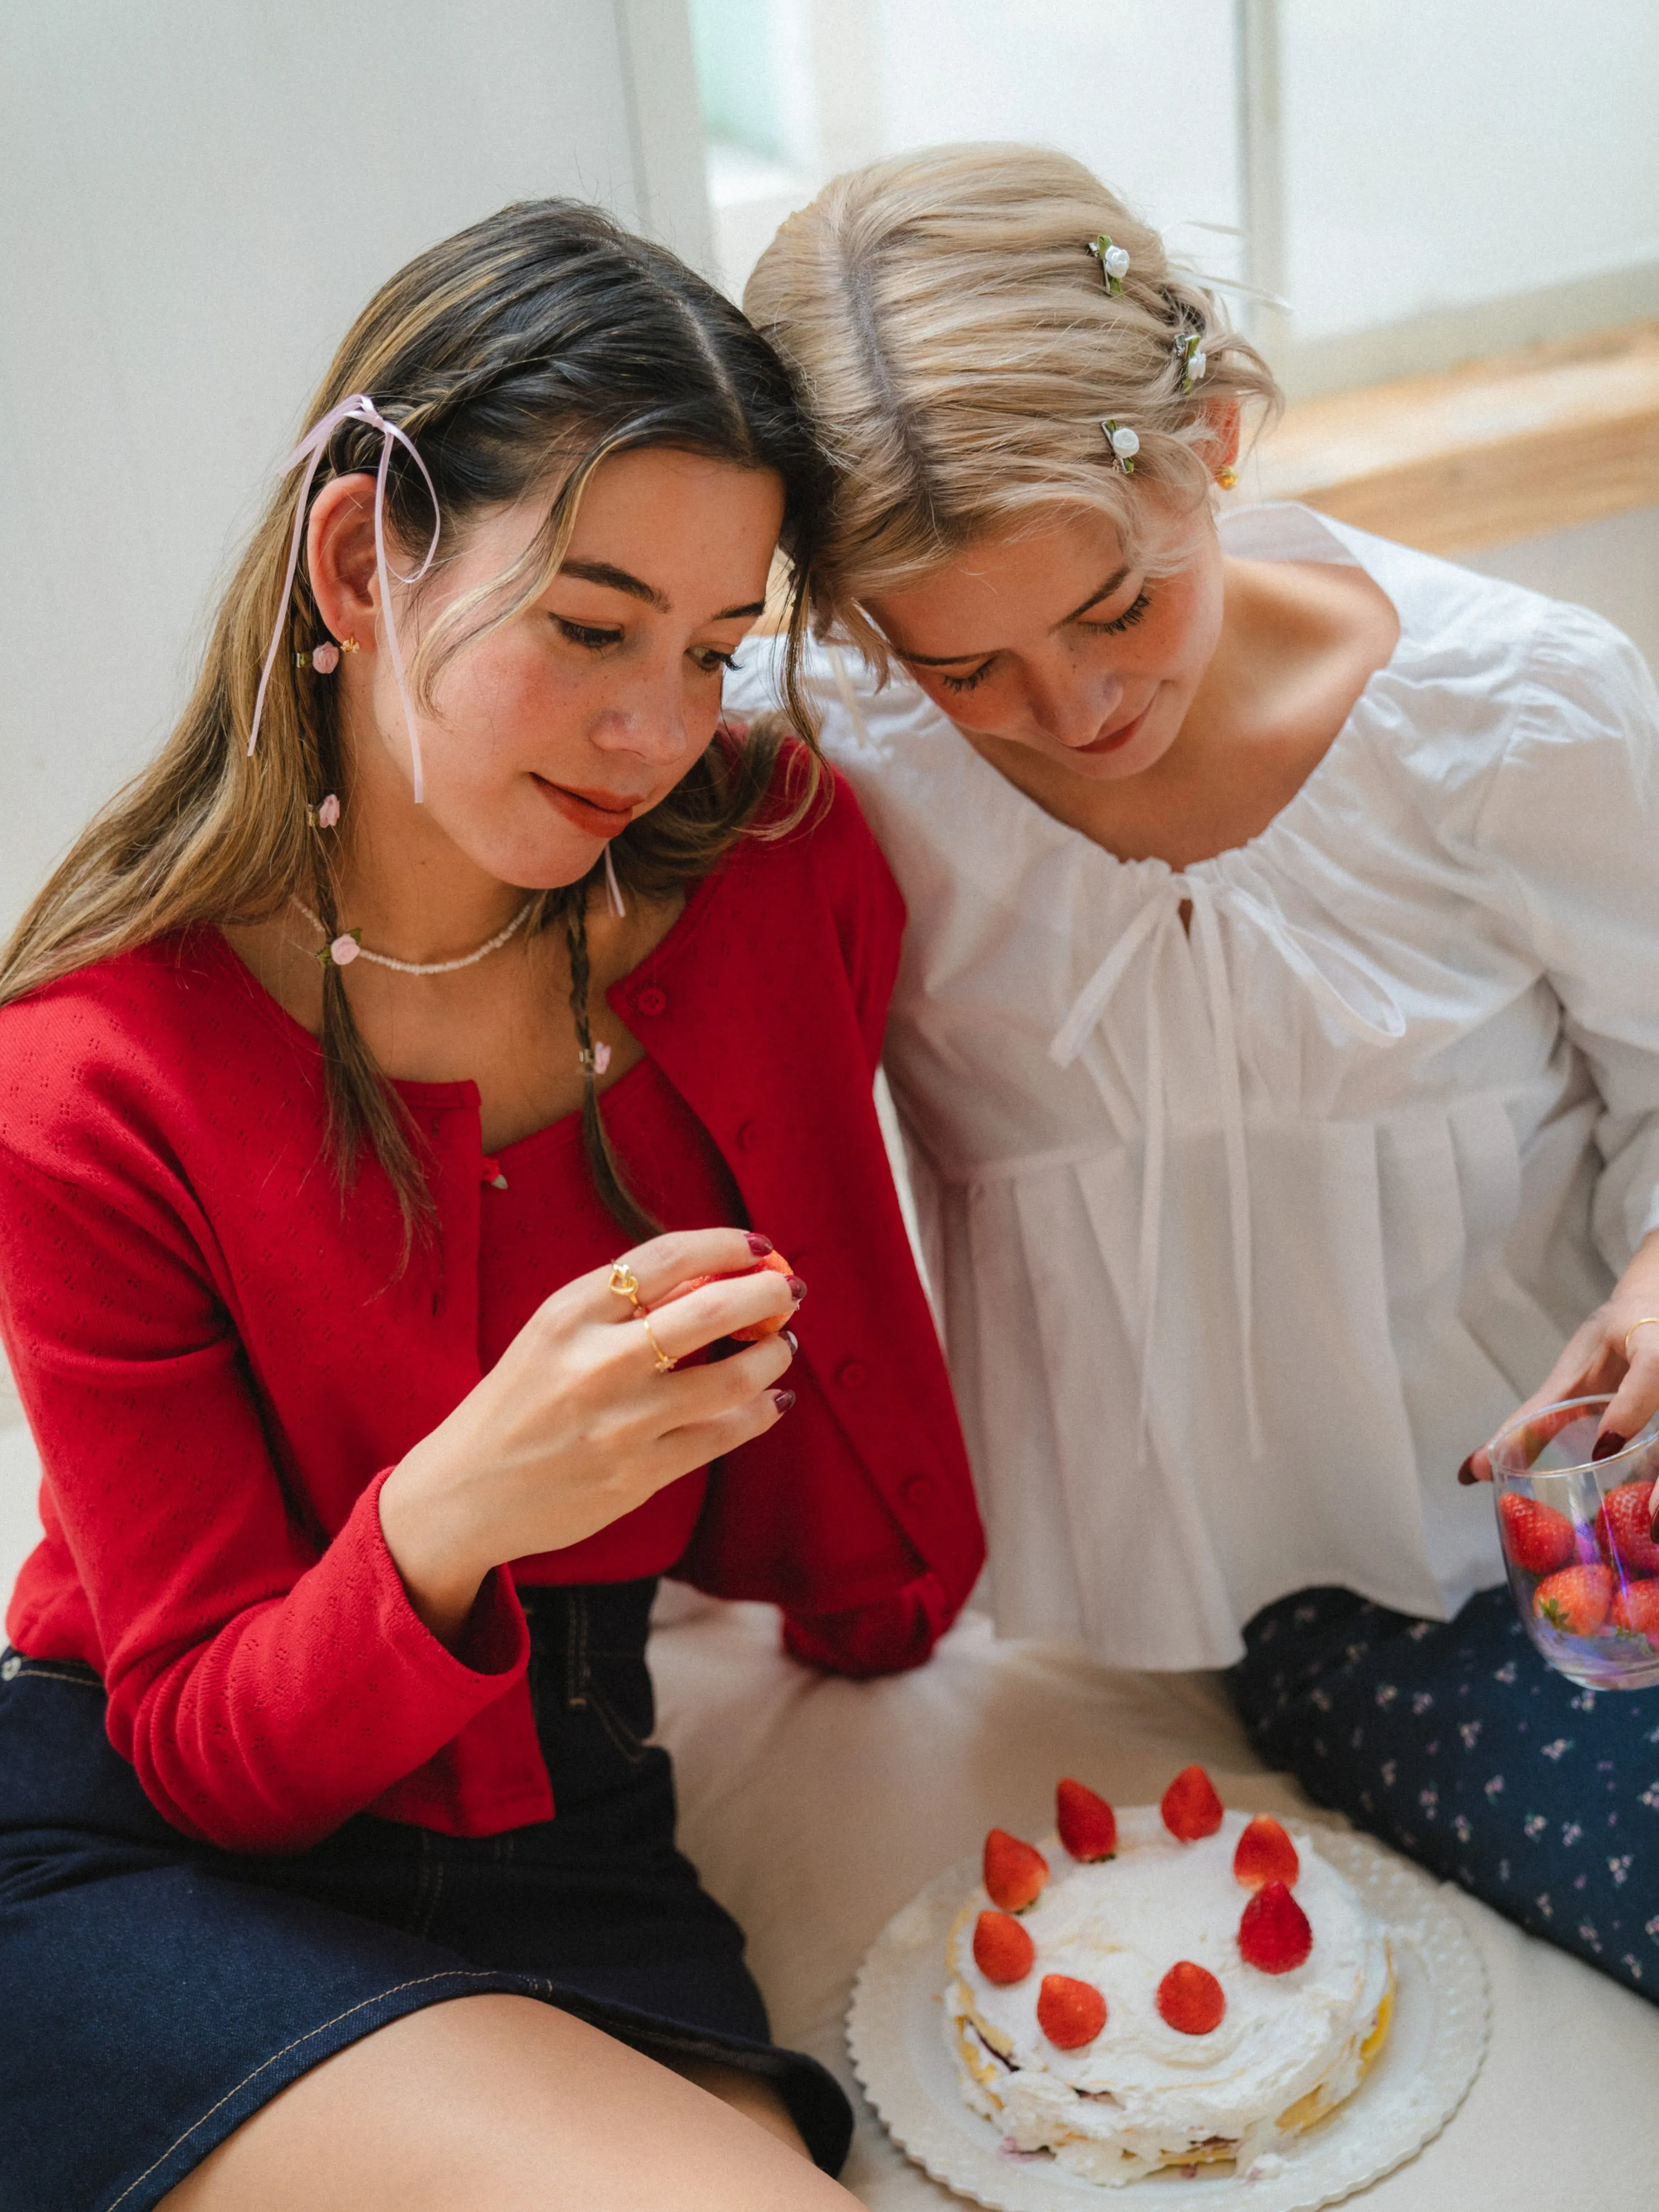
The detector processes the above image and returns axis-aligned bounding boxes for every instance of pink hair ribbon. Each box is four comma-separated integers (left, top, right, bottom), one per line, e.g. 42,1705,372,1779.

246,392,442,801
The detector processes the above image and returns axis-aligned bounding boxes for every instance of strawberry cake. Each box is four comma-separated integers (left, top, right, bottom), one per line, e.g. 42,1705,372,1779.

944,1767,1393,2186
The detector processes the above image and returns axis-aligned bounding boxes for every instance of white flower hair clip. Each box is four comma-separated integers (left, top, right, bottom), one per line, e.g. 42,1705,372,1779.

1086,234,1130,294
1101,419,1140,473
1175,330,1208,394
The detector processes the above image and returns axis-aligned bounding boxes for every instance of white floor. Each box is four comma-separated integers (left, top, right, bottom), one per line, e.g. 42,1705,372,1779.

6,1392,1657,2208
655,1597,1659,2210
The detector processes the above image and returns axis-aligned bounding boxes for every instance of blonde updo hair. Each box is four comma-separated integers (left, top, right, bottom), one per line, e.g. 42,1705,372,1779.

744,142,1282,666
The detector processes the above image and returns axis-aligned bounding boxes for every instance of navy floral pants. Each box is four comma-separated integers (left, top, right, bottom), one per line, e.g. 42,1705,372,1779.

1229,1584,1659,2003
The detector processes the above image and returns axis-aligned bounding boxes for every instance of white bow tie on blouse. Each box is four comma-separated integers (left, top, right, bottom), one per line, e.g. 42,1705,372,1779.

1047,874,1407,1460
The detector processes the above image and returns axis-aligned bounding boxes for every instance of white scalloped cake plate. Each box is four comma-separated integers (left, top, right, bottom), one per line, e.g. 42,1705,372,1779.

846,1828,1489,2210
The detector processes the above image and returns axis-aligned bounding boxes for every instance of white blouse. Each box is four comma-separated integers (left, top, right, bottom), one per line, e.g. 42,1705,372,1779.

726,503,1659,1669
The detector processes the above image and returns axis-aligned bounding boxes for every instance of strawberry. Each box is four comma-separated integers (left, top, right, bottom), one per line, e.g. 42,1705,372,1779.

1161,1764,1224,1842
1610,1578,1659,1639
1037,1973,1107,2049
1498,1493,1577,1576
983,1828,1049,1913
651,1251,795,1343
1232,1814,1300,1890
1238,1880,1314,1974
1532,1562,1615,1637
729,1250,798,1342
1056,1778,1117,1862
972,1909,1036,1985
1594,1481,1659,1578
1156,1961,1226,2035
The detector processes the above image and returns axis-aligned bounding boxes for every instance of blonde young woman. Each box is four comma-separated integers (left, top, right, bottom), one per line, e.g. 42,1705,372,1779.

730,144,1659,2000
0,200,983,2209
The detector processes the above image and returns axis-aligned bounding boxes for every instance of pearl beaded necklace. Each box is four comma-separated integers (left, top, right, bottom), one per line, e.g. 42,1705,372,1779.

293,897,534,975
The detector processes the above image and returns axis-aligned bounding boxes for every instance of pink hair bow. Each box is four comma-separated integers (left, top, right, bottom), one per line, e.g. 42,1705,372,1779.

246,392,442,801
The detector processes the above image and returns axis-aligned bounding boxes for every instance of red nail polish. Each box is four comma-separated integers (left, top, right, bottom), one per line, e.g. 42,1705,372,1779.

746,1233,774,1257
782,1328,799,1354
1456,1457,1476,1486
1592,1431,1628,1462
770,1388,796,1413
786,1275,808,1302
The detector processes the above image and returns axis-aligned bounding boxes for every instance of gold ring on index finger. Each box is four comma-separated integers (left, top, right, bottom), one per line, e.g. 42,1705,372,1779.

608,1259,643,1312
1625,1317,1659,1360
638,1313,677,1374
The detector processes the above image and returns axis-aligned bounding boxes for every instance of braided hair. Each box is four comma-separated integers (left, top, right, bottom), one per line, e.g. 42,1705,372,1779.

561,887,657,1243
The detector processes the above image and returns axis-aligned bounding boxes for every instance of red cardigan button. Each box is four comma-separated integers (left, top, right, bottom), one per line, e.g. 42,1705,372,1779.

635,984,668,1016
837,1358,868,1389
735,1118,760,1151
902,1476,934,1507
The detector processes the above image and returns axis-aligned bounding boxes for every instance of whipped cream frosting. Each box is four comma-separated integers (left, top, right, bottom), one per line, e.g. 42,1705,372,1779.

945,1807,1390,2184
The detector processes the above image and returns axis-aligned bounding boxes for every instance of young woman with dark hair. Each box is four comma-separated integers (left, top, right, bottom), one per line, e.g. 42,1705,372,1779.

0,199,980,2209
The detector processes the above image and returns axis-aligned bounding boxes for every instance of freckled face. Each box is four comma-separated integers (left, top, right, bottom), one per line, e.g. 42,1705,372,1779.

370,447,784,887
865,503,1224,785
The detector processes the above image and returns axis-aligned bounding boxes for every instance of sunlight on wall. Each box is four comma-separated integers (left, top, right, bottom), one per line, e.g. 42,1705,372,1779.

1280,0,1659,340
689,0,1659,390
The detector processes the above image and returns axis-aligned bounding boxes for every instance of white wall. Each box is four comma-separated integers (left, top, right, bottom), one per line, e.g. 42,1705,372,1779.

702,0,1244,301
874,0,1244,280
0,0,710,934
697,1,1659,390
1279,0,1659,343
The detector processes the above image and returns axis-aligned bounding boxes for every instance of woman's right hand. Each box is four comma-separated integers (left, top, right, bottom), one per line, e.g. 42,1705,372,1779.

378,1229,800,1644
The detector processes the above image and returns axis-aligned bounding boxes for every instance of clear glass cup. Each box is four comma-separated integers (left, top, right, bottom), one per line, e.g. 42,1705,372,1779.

1488,1394,1659,1691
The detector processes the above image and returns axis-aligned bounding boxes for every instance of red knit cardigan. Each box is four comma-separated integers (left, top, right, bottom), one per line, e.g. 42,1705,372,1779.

0,766,984,1852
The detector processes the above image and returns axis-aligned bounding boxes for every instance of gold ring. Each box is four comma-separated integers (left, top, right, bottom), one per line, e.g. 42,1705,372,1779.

638,1313,676,1373
608,1259,643,1311
1625,1318,1659,1359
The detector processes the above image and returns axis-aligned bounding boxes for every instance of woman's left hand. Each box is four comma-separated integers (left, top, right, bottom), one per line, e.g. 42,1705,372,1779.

1460,1227,1659,1523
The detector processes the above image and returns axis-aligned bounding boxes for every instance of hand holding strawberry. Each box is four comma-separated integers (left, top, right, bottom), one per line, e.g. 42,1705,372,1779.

1462,1228,1659,1526
650,1248,804,1342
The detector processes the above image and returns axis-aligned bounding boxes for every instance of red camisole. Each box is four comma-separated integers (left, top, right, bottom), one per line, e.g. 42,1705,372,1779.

479,1055,746,1586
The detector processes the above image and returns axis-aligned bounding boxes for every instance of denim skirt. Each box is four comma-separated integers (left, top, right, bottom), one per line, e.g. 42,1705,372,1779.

0,1580,851,2212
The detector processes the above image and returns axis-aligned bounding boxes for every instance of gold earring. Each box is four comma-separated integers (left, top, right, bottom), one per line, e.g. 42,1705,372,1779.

1217,467,1239,491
